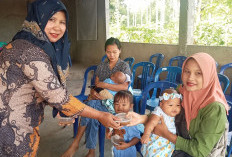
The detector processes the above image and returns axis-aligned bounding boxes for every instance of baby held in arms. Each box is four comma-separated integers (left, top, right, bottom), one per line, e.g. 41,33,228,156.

141,88,182,157
89,71,127,100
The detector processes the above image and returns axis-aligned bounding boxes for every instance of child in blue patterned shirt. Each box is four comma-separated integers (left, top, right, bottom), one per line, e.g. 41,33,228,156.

106,90,141,157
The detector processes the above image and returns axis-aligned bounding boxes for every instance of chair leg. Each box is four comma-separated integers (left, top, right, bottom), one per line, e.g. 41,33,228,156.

73,117,79,137
99,123,105,157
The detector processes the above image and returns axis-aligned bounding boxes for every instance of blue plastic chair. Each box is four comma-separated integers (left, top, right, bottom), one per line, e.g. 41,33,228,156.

140,81,178,114
137,53,164,86
131,62,156,113
74,65,97,102
168,56,186,83
101,55,107,62
220,63,232,75
149,53,165,72
219,63,232,131
218,73,230,94
168,56,187,67
154,66,182,84
73,65,105,157
124,57,135,69
73,65,97,137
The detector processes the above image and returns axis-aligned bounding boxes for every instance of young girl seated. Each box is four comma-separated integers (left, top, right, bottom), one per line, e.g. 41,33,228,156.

106,90,141,157
141,88,182,157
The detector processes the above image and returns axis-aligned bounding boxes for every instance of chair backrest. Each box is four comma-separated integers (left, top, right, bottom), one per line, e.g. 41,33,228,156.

219,63,232,96
131,62,156,90
220,63,232,75
140,81,178,114
101,55,107,62
78,65,98,99
154,66,182,84
149,53,164,72
168,56,187,67
218,73,230,93
124,57,135,69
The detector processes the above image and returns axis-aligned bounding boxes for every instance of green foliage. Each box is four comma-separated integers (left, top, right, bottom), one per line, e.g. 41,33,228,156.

110,24,178,44
109,0,179,44
193,0,232,46
109,0,232,46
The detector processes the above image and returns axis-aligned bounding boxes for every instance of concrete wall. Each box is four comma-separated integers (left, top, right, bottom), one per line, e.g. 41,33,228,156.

0,0,231,77
73,0,107,66
0,0,77,56
0,0,27,42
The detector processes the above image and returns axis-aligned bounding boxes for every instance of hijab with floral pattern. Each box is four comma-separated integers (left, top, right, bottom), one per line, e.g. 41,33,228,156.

12,0,71,85
179,52,229,130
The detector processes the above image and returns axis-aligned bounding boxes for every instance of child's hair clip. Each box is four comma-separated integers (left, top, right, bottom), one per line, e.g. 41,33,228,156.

159,93,182,101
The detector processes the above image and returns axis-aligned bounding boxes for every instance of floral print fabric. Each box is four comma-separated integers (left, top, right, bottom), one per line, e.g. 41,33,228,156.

0,39,85,156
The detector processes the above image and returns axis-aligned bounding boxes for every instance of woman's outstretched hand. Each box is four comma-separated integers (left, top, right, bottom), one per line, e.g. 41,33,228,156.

98,112,121,129
126,111,148,126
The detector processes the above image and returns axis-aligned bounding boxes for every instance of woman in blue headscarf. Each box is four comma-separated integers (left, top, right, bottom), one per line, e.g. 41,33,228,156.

0,0,120,156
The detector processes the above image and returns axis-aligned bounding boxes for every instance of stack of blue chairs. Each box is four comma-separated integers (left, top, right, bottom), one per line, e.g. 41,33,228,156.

218,63,232,157
130,62,156,113
219,63,232,131
137,53,164,85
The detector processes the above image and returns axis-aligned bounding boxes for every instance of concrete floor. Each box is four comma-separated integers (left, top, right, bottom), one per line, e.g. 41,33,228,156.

37,64,141,157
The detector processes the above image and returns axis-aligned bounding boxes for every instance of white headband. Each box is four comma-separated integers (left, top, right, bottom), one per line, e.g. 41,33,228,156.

159,92,182,101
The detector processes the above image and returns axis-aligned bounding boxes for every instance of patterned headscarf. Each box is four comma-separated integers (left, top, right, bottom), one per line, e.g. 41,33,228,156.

179,52,229,130
12,0,71,85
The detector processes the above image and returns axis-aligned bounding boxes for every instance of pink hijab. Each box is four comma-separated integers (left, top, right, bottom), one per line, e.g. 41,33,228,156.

179,52,229,130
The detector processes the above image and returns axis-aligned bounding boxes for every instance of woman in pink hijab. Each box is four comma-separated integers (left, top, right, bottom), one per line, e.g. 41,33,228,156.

128,52,229,157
